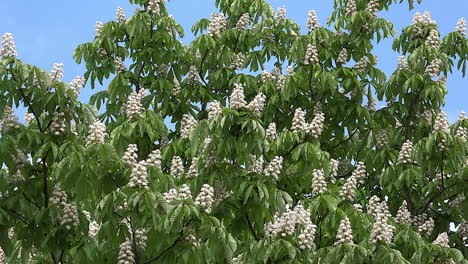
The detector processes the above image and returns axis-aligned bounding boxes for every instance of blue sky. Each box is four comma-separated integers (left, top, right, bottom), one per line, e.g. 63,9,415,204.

2,0,467,122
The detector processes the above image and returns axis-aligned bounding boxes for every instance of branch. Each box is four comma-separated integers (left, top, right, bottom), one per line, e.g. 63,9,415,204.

199,51,209,86
144,234,182,264
5,208,29,225
416,182,458,214
327,129,358,152
246,215,259,241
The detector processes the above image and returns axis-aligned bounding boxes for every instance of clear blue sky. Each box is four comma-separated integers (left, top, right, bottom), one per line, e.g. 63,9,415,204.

2,0,467,122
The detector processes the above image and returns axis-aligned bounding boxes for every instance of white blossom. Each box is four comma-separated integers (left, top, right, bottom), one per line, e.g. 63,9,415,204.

266,122,277,141
230,83,246,109
353,57,369,73
94,21,104,37
0,32,17,57
232,53,245,70
335,217,353,245
187,159,199,178
260,70,275,82
455,126,467,140
329,159,338,183
122,144,138,168
85,120,107,146
246,92,266,116
116,7,126,23
88,220,101,238
395,201,412,225
170,156,184,177
337,48,348,64
353,203,363,212
117,240,135,264
433,111,450,133
376,129,389,148
433,232,449,247
275,6,287,20
187,65,199,84
418,218,435,235
135,228,148,249
1,106,20,132
369,200,395,244
60,203,79,230
397,140,414,164
68,76,86,96
339,162,366,201
208,100,222,120
249,157,264,174
345,0,357,16
422,11,436,25
236,13,250,31
180,114,197,139
115,57,126,73
457,220,468,238
287,66,295,76
145,149,162,168
264,156,284,180
397,55,410,70
148,0,161,16
292,108,307,133
425,59,441,78
172,77,181,96
425,29,440,50
311,169,327,195
195,184,215,213
455,17,467,36
304,44,318,65
50,184,68,207
50,112,66,135
24,112,34,125
50,63,64,82
163,188,179,203
306,10,319,31
365,0,380,13
298,222,317,249
208,13,226,38
125,89,146,120
307,111,325,138
276,74,286,90
128,161,149,189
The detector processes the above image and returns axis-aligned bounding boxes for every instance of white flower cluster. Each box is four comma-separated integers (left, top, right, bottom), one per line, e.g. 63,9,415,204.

0,32,17,57
433,232,449,247
145,149,162,168
433,111,450,133
307,111,325,138
208,100,222,120
329,159,338,183
395,200,412,225
180,114,197,139
94,21,104,37
417,216,434,234
186,233,201,247
148,0,162,16
50,112,66,135
353,203,363,212
457,220,468,238
397,55,410,70
306,10,319,31
275,6,287,20
170,156,185,177
123,144,138,167
157,64,169,77
413,11,435,25
187,65,199,84
1,106,20,132
339,162,366,201
0,247,5,263
397,140,414,164
457,111,466,122
353,57,369,73
230,83,247,109
69,76,86,96
164,184,193,203
117,240,135,264
128,162,149,189
135,228,148,249
264,156,284,180
365,0,380,13
50,63,64,81
125,89,146,120
260,70,275,82
173,78,181,96
369,200,395,244
337,48,348,64
304,44,319,65
425,29,440,50
291,108,306,132
115,57,126,73
311,169,327,195
455,126,467,140
195,184,215,213
425,59,441,77
208,13,226,38
13,148,29,169
85,120,107,146
456,17,467,36
422,109,433,123
88,219,100,238
345,0,357,16
265,204,317,248
232,53,245,70
276,74,286,90
116,7,126,23
24,112,34,125
61,203,79,230
287,66,295,76
376,129,389,148
236,13,250,31
50,184,68,207
249,157,264,174
335,217,353,245
266,122,277,141
187,159,199,178
246,92,266,116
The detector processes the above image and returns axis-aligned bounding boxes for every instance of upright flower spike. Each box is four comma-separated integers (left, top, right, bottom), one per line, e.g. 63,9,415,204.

335,217,353,245
353,57,369,73
0,106,20,132
180,114,197,139
308,111,325,138
125,90,146,120
376,129,389,148
298,222,317,249
116,7,126,23
50,184,68,207
232,53,245,70
306,10,319,31
0,32,17,57
418,217,435,235
246,92,266,116
291,108,307,132
230,83,246,109
433,232,449,247
148,0,161,16
275,6,287,20
122,144,138,168
187,65,199,84
425,29,440,50
170,156,184,177
172,77,181,96
69,76,86,96
260,70,275,82
50,112,66,135
128,161,149,189
208,101,222,120
433,111,450,133
187,159,199,178
50,63,64,82
208,13,226,37
455,17,467,36
397,55,409,70
85,120,107,146
60,203,79,230
195,184,215,213
369,201,395,244
425,59,441,77
94,21,104,37
276,74,286,90
266,122,277,141
145,149,162,168
236,13,250,31
395,201,412,225
345,0,357,16
397,140,414,164
249,157,264,174
304,44,319,65
117,240,135,264
264,156,284,180
337,48,348,64
311,169,327,195
365,0,380,13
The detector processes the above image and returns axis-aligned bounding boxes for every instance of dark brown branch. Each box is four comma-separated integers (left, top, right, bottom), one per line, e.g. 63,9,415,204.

327,129,358,152
416,182,458,214
144,234,182,263
246,215,259,241
5,208,29,224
